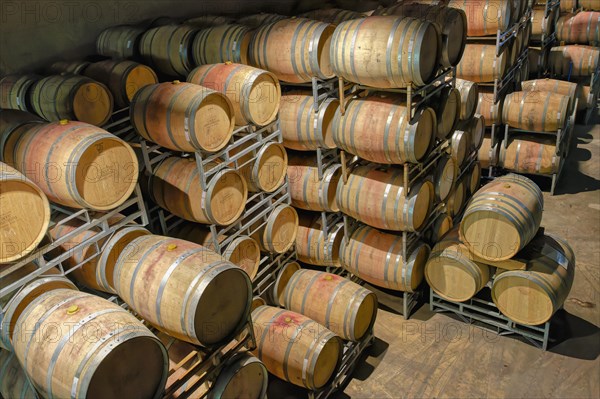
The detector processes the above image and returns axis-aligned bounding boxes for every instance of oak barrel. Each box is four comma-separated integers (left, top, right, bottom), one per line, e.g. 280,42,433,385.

492,233,575,325
171,222,261,280
149,156,247,225
12,288,169,399
502,91,571,132
434,86,461,139
296,212,345,267
188,63,281,126
467,161,482,194
457,44,507,82
578,85,594,110
337,165,434,232
0,109,43,140
447,0,512,36
229,140,288,193
29,75,113,126
425,227,491,302
252,306,342,390
425,213,454,244
249,18,336,83
580,0,600,10
478,135,499,169
331,16,440,88
287,155,343,212
557,12,600,45
450,129,470,166
209,352,268,399
251,204,299,254
447,178,467,217
499,135,559,174
270,261,302,307
280,91,339,150
0,162,50,263
131,81,235,153
83,59,159,108
0,350,37,399
114,235,252,346
521,78,579,104
340,224,431,292
283,269,377,341
531,7,557,41
139,25,197,77
3,120,138,210
192,24,253,65
460,173,543,261
96,25,145,59
476,90,503,126
47,60,90,75
549,45,600,77
433,155,457,202
455,78,479,121
0,74,40,112
466,113,485,151
332,94,435,164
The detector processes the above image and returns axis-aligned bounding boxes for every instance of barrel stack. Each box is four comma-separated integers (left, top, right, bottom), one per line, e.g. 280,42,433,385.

427,174,575,349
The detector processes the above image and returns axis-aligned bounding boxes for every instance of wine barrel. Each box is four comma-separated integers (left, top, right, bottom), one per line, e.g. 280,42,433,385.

0,162,50,263
337,165,434,232
447,0,512,36
249,18,335,83
83,60,158,108
461,173,543,261
29,75,113,126
209,352,268,399
425,227,490,302
560,0,579,11
578,85,594,110
188,63,281,126
466,113,485,151
237,13,286,28
0,350,37,399
229,140,288,193
557,12,600,45
447,178,467,217
467,161,482,194
252,306,341,390
96,25,145,59
270,261,302,307
479,135,499,168
455,78,479,121
457,44,507,82
3,120,138,210
426,213,453,244
114,235,252,346
531,7,557,41
333,94,435,164
580,0,600,10
377,3,467,68
251,204,299,254
499,135,559,174
549,45,600,77
184,15,234,28
192,24,253,65
450,129,470,166
13,288,168,399
296,212,345,267
287,155,342,212
149,156,247,225
0,74,40,111
521,78,579,104
300,8,364,24
528,46,543,75
131,81,235,153
476,91,503,126
502,91,571,132
0,109,43,140
0,268,75,350
331,16,440,88
171,222,261,280
47,60,90,75
280,91,339,150
431,86,460,139
139,25,197,77
340,224,431,292
283,269,377,341
492,233,575,325
432,155,457,202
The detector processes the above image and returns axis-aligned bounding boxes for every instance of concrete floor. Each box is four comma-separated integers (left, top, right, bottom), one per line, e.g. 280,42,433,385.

336,120,600,398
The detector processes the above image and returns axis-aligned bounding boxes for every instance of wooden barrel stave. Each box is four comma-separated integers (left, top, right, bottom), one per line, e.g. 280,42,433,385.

502,91,571,132
0,74,40,112
549,45,600,77
229,140,288,193
457,44,507,82
476,90,503,126
251,204,299,254
295,212,345,267
455,78,479,121
96,25,145,59
499,135,559,174
287,155,343,212
447,0,512,36
557,11,600,45
139,25,198,77
192,24,253,65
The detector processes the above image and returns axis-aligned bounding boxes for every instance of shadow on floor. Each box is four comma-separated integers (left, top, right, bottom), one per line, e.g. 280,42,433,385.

549,309,600,360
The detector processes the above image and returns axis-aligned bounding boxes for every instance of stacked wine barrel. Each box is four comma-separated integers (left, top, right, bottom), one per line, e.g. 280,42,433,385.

425,174,575,327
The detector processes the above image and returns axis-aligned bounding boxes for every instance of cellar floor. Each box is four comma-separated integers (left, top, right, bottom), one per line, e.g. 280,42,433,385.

335,119,600,399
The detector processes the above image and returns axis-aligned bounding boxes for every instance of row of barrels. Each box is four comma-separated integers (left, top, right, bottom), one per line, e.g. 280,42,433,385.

559,0,600,12
425,174,575,326
531,8,600,46
0,59,159,126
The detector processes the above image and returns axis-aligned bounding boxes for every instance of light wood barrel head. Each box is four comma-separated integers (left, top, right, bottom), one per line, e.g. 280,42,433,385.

195,92,235,152
434,155,457,202
265,204,299,253
271,261,301,307
72,82,113,126
247,72,281,126
208,353,268,399
254,142,288,193
251,296,267,313
224,236,261,280
468,162,482,194
409,179,434,231
208,169,248,225
415,107,436,158
492,273,554,325
407,243,431,291
124,64,159,102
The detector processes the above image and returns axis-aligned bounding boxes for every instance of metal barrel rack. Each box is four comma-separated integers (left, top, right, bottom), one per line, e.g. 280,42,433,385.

530,0,560,78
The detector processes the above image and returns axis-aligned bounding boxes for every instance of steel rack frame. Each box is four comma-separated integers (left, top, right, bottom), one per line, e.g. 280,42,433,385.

530,0,559,77
252,250,297,298
0,186,148,303
430,288,551,350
